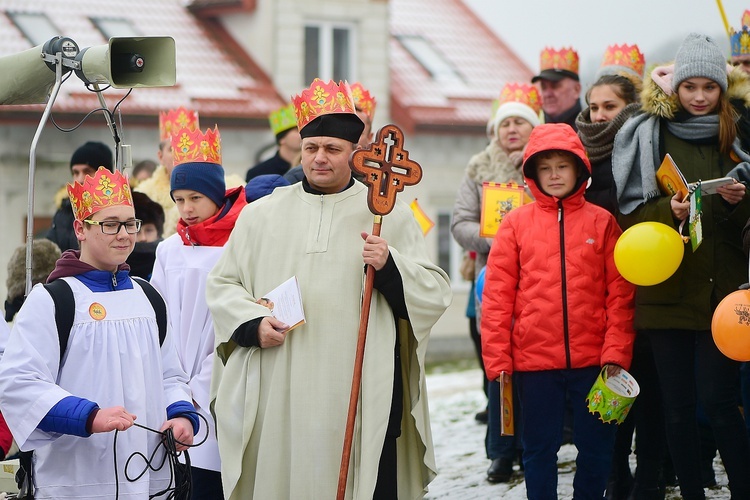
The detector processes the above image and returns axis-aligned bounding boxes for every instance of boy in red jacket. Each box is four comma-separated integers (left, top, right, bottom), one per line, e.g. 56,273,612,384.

481,123,635,498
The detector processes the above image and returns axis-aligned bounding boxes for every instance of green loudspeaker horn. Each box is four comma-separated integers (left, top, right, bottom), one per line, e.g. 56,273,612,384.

75,36,176,88
0,36,79,105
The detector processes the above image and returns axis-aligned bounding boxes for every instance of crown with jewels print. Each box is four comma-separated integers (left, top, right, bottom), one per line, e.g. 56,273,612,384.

159,107,200,141
498,83,542,114
67,167,133,221
291,79,357,131
350,82,377,120
539,47,579,74
172,126,222,167
731,11,750,57
600,43,645,78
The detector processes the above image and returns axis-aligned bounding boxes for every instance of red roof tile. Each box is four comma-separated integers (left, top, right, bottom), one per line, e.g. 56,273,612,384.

390,0,533,133
0,0,280,121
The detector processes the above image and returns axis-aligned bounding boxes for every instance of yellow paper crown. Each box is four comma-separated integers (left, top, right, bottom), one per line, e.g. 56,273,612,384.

498,83,542,115
600,44,645,78
269,103,298,136
159,107,200,141
539,47,579,74
350,82,377,120
744,9,750,29
172,126,222,167
67,166,133,221
291,79,357,131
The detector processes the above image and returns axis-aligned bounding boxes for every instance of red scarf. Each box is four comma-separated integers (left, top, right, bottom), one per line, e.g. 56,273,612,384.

176,186,247,247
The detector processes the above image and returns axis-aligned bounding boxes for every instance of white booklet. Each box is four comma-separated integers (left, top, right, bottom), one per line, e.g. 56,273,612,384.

259,276,306,331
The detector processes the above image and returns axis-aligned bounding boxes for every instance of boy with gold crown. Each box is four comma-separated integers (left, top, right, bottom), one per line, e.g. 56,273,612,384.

207,79,451,500
0,167,197,499
150,125,247,499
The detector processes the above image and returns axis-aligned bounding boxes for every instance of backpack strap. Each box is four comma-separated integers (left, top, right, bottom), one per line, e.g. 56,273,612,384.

42,279,75,364
133,277,167,346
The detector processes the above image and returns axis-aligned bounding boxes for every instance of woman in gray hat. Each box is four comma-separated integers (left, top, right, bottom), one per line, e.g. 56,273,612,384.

612,33,750,499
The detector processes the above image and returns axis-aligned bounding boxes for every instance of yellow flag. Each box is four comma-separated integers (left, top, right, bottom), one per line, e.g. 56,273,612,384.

410,198,434,236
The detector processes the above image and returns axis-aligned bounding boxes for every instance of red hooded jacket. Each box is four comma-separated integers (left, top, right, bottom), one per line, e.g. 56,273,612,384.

480,123,635,380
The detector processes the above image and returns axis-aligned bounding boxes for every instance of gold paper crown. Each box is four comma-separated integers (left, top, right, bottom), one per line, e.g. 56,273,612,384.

539,47,579,74
172,126,222,167
350,82,377,120
67,167,133,221
159,107,200,141
269,103,297,136
498,83,542,115
291,79,357,131
600,44,645,78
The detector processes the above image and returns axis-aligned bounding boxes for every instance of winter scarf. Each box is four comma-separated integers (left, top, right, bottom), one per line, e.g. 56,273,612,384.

576,103,640,164
176,186,247,246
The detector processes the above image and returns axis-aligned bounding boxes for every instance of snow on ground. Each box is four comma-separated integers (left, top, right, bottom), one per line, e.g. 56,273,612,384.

424,367,731,499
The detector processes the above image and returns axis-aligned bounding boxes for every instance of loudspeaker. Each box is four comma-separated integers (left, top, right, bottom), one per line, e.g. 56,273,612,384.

0,36,79,105
75,36,176,88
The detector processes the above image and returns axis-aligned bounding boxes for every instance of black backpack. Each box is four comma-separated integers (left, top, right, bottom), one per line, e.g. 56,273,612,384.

16,277,167,499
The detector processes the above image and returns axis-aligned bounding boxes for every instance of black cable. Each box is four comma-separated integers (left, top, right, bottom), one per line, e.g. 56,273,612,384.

113,410,209,499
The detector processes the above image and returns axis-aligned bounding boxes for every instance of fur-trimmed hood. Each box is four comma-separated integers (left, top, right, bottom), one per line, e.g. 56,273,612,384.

464,140,524,185
641,63,750,119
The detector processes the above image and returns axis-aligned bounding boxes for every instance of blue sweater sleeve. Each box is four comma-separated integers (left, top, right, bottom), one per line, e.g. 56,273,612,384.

166,401,199,434
38,396,98,437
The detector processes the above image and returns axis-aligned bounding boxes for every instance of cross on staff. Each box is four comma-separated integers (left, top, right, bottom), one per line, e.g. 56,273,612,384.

350,124,422,216
337,124,423,499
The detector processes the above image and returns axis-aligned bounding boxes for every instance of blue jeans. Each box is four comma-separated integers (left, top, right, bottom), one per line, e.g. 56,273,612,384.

486,377,521,460
516,367,617,500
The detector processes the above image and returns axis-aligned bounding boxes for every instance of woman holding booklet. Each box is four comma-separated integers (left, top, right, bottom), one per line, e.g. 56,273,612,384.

612,33,750,499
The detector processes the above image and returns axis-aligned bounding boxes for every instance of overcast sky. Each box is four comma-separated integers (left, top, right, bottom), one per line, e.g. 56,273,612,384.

463,0,750,88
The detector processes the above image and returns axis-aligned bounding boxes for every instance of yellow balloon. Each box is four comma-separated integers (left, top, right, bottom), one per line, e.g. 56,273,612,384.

614,222,685,286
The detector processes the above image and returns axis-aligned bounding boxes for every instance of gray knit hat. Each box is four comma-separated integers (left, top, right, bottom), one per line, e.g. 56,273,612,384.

673,33,728,92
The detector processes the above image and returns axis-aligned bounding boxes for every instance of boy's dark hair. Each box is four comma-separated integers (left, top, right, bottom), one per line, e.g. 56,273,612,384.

525,150,583,181
132,192,165,237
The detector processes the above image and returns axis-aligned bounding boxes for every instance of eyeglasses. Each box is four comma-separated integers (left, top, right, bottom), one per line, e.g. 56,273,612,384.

83,219,142,235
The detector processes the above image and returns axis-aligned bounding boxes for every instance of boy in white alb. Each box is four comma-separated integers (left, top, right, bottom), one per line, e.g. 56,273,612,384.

150,126,246,498
0,167,197,499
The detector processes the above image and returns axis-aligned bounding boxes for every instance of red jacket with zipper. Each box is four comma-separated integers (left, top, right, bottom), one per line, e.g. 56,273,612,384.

480,123,635,380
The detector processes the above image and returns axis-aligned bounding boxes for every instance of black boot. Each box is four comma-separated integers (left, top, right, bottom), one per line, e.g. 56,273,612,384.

487,458,513,483
605,457,634,500
628,458,666,500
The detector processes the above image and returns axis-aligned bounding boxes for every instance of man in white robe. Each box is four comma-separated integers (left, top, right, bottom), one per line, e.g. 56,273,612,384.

0,167,196,499
207,80,452,500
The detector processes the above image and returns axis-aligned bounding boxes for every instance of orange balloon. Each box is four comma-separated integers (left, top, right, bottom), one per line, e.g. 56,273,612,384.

711,290,750,361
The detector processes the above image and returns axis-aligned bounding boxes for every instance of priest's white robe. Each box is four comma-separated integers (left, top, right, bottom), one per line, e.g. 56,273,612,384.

151,234,222,471
207,181,452,500
0,277,192,499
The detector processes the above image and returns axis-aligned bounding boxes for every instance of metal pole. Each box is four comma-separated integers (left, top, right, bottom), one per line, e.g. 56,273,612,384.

25,54,64,296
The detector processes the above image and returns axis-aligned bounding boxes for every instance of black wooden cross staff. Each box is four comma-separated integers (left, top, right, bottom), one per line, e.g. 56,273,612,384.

336,124,423,499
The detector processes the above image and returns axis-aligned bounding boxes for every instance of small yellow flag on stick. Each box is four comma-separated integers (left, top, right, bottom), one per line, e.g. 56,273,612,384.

410,198,434,235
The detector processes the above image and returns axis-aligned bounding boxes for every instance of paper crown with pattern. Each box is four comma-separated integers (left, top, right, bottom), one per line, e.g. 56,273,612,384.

599,44,646,78
498,83,542,114
732,12,750,57
67,166,133,221
350,82,377,120
172,126,222,167
291,78,357,132
540,47,579,74
269,103,298,136
159,107,200,141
